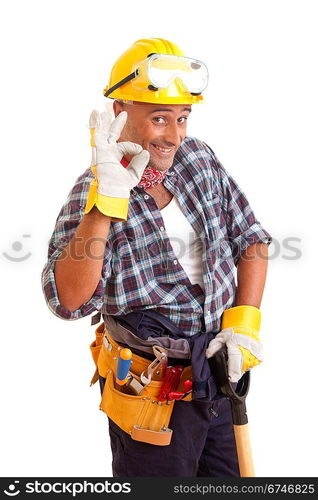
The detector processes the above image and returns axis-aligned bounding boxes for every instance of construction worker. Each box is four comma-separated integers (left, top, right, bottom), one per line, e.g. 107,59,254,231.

42,38,271,477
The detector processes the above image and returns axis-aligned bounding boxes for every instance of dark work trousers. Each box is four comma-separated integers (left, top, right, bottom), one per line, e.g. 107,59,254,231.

107,396,240,477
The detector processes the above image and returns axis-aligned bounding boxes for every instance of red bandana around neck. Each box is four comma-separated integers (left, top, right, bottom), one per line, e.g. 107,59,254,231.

121,157,167,189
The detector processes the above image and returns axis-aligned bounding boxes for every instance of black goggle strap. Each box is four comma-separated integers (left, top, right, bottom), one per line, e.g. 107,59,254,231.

104,71,138,97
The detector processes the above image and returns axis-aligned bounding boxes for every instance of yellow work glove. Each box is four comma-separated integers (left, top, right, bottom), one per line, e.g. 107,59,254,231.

84,109,149,220
206,305,263,383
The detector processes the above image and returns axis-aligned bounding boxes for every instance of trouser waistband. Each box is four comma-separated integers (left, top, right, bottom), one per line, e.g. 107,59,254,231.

103,314,191,360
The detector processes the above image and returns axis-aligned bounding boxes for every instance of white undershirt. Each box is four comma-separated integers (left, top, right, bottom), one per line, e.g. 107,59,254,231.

160,197,204,289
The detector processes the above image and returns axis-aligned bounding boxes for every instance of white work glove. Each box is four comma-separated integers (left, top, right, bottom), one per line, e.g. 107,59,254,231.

84,109,149,220
205,306,264,383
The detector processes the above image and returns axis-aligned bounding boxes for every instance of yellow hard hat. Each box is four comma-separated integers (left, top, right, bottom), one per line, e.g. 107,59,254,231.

103,38,208,104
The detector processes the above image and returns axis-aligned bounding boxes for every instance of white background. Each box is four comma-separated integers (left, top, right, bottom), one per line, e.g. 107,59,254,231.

1,0,317,478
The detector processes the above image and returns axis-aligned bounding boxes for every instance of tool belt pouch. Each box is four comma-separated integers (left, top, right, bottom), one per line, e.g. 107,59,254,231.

90,322,188,446
89,322,104,386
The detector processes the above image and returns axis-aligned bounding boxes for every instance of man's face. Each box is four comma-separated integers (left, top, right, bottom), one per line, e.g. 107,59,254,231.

113,101,191,171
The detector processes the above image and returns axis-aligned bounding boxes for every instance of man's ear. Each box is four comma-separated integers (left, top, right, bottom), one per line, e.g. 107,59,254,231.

113,100,124,117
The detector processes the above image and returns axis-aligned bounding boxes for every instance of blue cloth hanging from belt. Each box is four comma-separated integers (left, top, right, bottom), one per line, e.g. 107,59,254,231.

113,309,227,402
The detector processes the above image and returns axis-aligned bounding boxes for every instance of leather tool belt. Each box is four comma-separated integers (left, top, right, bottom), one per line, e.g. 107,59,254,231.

90,322,192,446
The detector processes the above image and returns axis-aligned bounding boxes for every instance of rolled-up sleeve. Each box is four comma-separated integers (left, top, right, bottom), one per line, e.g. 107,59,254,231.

41,169,112,320
217,162,272,265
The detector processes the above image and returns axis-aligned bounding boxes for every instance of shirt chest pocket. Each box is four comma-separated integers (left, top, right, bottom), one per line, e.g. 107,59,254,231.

205,193,221,214
111,238,169,276
202,194,224,237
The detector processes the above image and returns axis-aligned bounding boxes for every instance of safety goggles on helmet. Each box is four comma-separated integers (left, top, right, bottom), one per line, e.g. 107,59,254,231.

104,53,208,97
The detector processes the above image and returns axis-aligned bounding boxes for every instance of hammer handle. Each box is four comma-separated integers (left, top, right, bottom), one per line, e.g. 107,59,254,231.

233,423,255,477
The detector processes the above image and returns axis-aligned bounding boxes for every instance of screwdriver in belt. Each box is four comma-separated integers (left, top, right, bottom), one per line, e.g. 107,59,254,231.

116,348,132,387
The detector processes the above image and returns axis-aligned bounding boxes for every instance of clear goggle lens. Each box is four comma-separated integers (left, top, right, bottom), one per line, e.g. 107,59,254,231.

132,54,208,94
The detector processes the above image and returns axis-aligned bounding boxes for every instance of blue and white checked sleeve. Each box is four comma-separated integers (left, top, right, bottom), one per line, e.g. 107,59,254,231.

41,168,112,320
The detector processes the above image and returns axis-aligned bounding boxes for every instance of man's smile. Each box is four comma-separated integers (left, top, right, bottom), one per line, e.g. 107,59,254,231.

150,143,175,157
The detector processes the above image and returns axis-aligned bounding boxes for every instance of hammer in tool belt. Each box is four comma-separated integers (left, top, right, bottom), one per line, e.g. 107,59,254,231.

209,347,255,477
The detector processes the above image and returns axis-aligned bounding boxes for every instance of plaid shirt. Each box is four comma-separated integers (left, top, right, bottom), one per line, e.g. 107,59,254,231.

42,136,271,336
